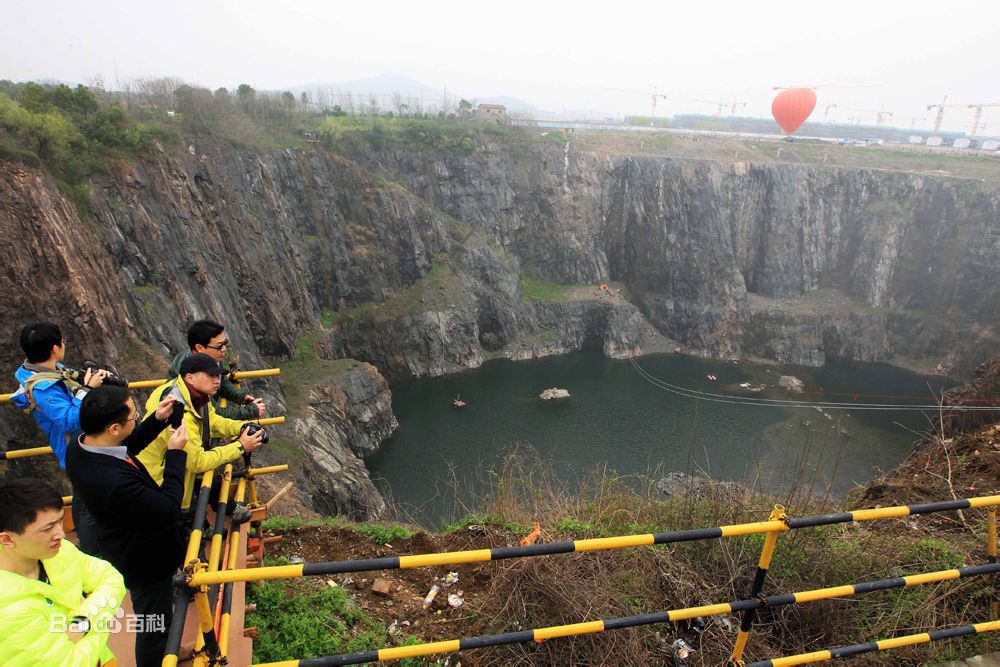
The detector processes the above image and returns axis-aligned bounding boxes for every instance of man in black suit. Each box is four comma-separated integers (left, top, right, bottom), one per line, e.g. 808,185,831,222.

65,385,188,667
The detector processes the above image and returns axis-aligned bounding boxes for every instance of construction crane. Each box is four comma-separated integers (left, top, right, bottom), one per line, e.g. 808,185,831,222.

925,95,964,134
966,103,1000,136
693,97,747,116
693,99,725,115
603,86,668,118
840,106,894,127
823,104,838,122
907,115,927,130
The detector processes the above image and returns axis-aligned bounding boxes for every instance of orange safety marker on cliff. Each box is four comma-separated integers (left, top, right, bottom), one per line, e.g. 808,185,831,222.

519,522,542,546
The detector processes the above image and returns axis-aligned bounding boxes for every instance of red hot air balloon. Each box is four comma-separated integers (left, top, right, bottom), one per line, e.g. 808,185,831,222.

771,88,817,134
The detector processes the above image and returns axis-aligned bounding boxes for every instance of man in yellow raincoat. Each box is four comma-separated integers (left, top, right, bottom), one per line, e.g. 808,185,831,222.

0,479,125,667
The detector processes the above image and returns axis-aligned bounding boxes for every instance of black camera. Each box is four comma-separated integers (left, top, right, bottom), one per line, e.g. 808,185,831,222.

168,399,185,428
242,422,269,445
63,361,129,388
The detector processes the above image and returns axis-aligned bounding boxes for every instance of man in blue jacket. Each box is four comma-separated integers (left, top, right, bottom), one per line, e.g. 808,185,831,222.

11,322,109,556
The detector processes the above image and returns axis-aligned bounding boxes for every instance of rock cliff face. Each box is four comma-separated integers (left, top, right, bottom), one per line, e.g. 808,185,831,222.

281,362,396,519
348,142,999,375
1,132,997,517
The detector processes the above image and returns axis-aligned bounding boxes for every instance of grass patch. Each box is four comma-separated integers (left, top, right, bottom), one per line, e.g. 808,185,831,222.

262,515,414,544
325,258,462,327
439,512,531,535
264,435,305,463
519,275,575,301
275,357,365,415
247,580,421,664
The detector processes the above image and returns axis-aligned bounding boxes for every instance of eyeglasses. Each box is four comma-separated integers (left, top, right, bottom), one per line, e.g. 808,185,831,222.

119,411,141,427
205,339,230,351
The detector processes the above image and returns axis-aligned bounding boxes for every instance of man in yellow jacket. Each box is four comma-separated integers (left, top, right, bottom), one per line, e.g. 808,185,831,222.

138,354,263,510
0,478,125,667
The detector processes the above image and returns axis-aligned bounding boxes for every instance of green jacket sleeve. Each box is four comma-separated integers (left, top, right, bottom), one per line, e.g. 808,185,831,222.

0,599,111,667
214,397,259,421
66,543,126,627
218,373,250,404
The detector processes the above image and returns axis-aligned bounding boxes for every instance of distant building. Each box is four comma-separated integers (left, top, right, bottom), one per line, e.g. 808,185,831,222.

475,103,508,125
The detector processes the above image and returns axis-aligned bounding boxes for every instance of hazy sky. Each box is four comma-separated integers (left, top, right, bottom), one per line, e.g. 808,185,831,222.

4,0,999,132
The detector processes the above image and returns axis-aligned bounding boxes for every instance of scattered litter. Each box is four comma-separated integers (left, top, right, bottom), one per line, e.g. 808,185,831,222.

444,572,460,586
717,615,736,632
739,382,752,389
325,580,338,588
387,620,402,638
671,638,695,663
447,593,464,608
289,555,304,564
422,584,440,609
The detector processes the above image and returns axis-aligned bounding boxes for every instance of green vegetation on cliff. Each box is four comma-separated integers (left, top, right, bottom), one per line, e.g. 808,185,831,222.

0,83,169,185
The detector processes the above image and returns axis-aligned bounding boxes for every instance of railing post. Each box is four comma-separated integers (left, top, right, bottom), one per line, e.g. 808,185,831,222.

218,477,248,659
192,562,222,664
988,507,997,619
728,504,786,666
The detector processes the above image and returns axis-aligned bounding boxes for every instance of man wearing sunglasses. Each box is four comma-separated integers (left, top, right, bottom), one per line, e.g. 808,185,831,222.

166,319,266,420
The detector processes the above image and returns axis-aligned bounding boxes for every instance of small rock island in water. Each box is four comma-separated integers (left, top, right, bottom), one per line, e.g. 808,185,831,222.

539,388,571,400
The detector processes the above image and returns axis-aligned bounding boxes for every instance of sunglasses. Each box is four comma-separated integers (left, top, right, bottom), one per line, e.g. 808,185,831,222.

205,339,230,351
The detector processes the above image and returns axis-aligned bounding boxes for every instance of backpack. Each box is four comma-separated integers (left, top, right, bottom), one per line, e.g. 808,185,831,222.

17,371,82,415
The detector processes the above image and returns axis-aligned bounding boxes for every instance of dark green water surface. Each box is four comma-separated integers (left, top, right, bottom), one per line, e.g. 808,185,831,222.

367,349,955,526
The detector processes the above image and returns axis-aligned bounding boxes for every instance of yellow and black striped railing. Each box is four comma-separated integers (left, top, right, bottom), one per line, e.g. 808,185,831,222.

0,416,287,460
744,619,1000,666
0,368,281,404
250,562,1000,666
187,495,1000,587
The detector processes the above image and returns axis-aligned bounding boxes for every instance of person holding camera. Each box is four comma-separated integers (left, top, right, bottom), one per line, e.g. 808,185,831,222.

11,322,111,556
65,385,187,667
0,478,125,667
138,354,264,512
167,319,266,420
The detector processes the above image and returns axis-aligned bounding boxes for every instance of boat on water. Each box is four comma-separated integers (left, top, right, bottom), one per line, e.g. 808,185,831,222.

452,394,466,408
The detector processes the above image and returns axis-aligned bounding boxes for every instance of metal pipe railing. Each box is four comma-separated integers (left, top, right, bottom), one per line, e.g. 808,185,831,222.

0,368,281,403
163,470,217,667
188,495,1000,587
744,619,1000,666
730,504,785,664
218,478,249,659
250,563,1000,666
0,417,285,460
